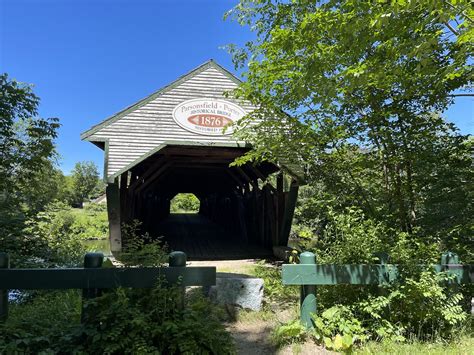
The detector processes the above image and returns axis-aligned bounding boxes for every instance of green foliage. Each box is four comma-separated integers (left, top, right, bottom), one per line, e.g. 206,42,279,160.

252,262,298,303
117,220,168,267
385,271,468,336
0,286,235,354
20,201,86,267
295,206,389,264
170,193,200,213
69,161,103,207
273,320,307,347
313,305,366,351
76,287,235,354
227,0,473,264
0,290,82,353
70,203,108,240
0,73,61,248
356,334,474,355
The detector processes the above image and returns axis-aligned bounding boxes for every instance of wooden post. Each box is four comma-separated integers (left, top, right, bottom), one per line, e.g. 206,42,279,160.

120,171,128,222
106,180,122,253
81,252,104,323
169,251,187,310
279,179,299,246
276,173,284,240
0,253,9,322
299,251,316,329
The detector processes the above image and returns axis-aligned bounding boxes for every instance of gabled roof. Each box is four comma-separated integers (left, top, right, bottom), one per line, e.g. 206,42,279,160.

80,59,242,140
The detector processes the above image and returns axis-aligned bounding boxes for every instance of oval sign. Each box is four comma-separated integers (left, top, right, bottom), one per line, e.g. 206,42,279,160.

172,98,246,135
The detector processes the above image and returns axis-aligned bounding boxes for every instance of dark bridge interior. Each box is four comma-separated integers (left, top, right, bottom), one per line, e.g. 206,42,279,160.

109,146,299,260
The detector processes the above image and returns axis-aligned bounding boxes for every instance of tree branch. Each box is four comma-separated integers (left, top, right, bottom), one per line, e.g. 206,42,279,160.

444,22,459,36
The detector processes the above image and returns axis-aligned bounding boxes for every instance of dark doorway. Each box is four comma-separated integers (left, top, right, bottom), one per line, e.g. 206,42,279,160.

111,145,299,260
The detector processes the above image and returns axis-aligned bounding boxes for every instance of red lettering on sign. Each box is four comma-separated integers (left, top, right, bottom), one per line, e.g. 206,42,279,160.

187,115,233,128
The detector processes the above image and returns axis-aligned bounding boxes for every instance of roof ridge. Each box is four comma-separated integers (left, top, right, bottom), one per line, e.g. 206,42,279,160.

80,60,241,140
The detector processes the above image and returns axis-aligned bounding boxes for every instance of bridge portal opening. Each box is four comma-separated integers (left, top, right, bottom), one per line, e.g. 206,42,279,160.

170,193,200,214
106,145,299,260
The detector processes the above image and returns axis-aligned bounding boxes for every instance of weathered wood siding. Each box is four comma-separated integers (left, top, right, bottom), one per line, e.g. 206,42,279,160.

86,65,256,179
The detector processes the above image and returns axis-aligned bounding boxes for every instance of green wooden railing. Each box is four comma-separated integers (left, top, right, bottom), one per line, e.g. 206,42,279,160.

0,251,216,322
282,251,474,329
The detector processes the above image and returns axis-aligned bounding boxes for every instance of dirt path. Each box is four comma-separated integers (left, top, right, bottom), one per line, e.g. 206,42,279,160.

189,259,330,355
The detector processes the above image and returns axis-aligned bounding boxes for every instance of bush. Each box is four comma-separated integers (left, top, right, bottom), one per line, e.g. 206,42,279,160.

252,262,298,304
0,285,235,354
76,286,235,354
117,220,168,267
70,203,108,240
0,290,81,353
20,201,86,267
277,206,471,348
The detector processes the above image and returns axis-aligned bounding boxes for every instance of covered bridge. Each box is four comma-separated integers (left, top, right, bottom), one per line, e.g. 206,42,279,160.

81,60,303,260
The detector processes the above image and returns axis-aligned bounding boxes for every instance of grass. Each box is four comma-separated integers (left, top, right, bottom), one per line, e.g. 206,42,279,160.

217,264,256,275
355,336,474,355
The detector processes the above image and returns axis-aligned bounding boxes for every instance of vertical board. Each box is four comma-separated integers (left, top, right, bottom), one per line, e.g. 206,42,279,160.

106,181,121,252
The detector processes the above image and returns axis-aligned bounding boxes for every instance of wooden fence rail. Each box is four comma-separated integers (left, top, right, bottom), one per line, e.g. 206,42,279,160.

282,251,474,329
0,251,216,322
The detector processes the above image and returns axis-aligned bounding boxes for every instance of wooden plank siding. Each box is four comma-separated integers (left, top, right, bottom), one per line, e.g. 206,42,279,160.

82,60,305,256
83,63,258,180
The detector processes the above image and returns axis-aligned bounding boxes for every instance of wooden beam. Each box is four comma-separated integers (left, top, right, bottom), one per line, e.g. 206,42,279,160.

264,185,277,246
282,264,474,285
106,180,121,253
129,156,166,191
139,169,173,195
119,172,128,221
135,161,173,194
248,165,277,193
162,146,248,158
236,167,258,190
226,169,246,189
0,267,217,288
279,179,299,246
276,173,284,239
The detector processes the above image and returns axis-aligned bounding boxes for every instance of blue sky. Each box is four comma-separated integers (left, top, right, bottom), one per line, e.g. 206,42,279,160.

1,0,472,175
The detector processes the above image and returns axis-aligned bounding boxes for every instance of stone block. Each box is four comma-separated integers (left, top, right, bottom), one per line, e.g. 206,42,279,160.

208,277,264,311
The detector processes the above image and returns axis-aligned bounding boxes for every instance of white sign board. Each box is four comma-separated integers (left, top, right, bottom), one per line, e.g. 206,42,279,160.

172,98,246,136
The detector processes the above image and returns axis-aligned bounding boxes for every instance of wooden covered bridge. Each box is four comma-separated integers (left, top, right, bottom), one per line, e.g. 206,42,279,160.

81,60,303,260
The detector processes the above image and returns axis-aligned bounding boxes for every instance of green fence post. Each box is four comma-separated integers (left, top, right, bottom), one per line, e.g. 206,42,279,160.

299,251,317,329
169,251,187,310
0,253,9,323
441,251,459,265
81,252,104,323
441,251,460,289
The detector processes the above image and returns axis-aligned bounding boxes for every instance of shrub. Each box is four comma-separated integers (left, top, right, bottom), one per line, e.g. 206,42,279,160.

273,320,307,347
117,220,168,267
20,201,86,267
312,305,367,351
75,286,235,354
0,285,235,354
273,206,470,349
70,203,108,240
0,290,81,353
252,261,298,304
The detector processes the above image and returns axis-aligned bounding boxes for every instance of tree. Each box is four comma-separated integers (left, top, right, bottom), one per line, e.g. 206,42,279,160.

69,161,101,207
226,1,472,230
0,73,60,234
